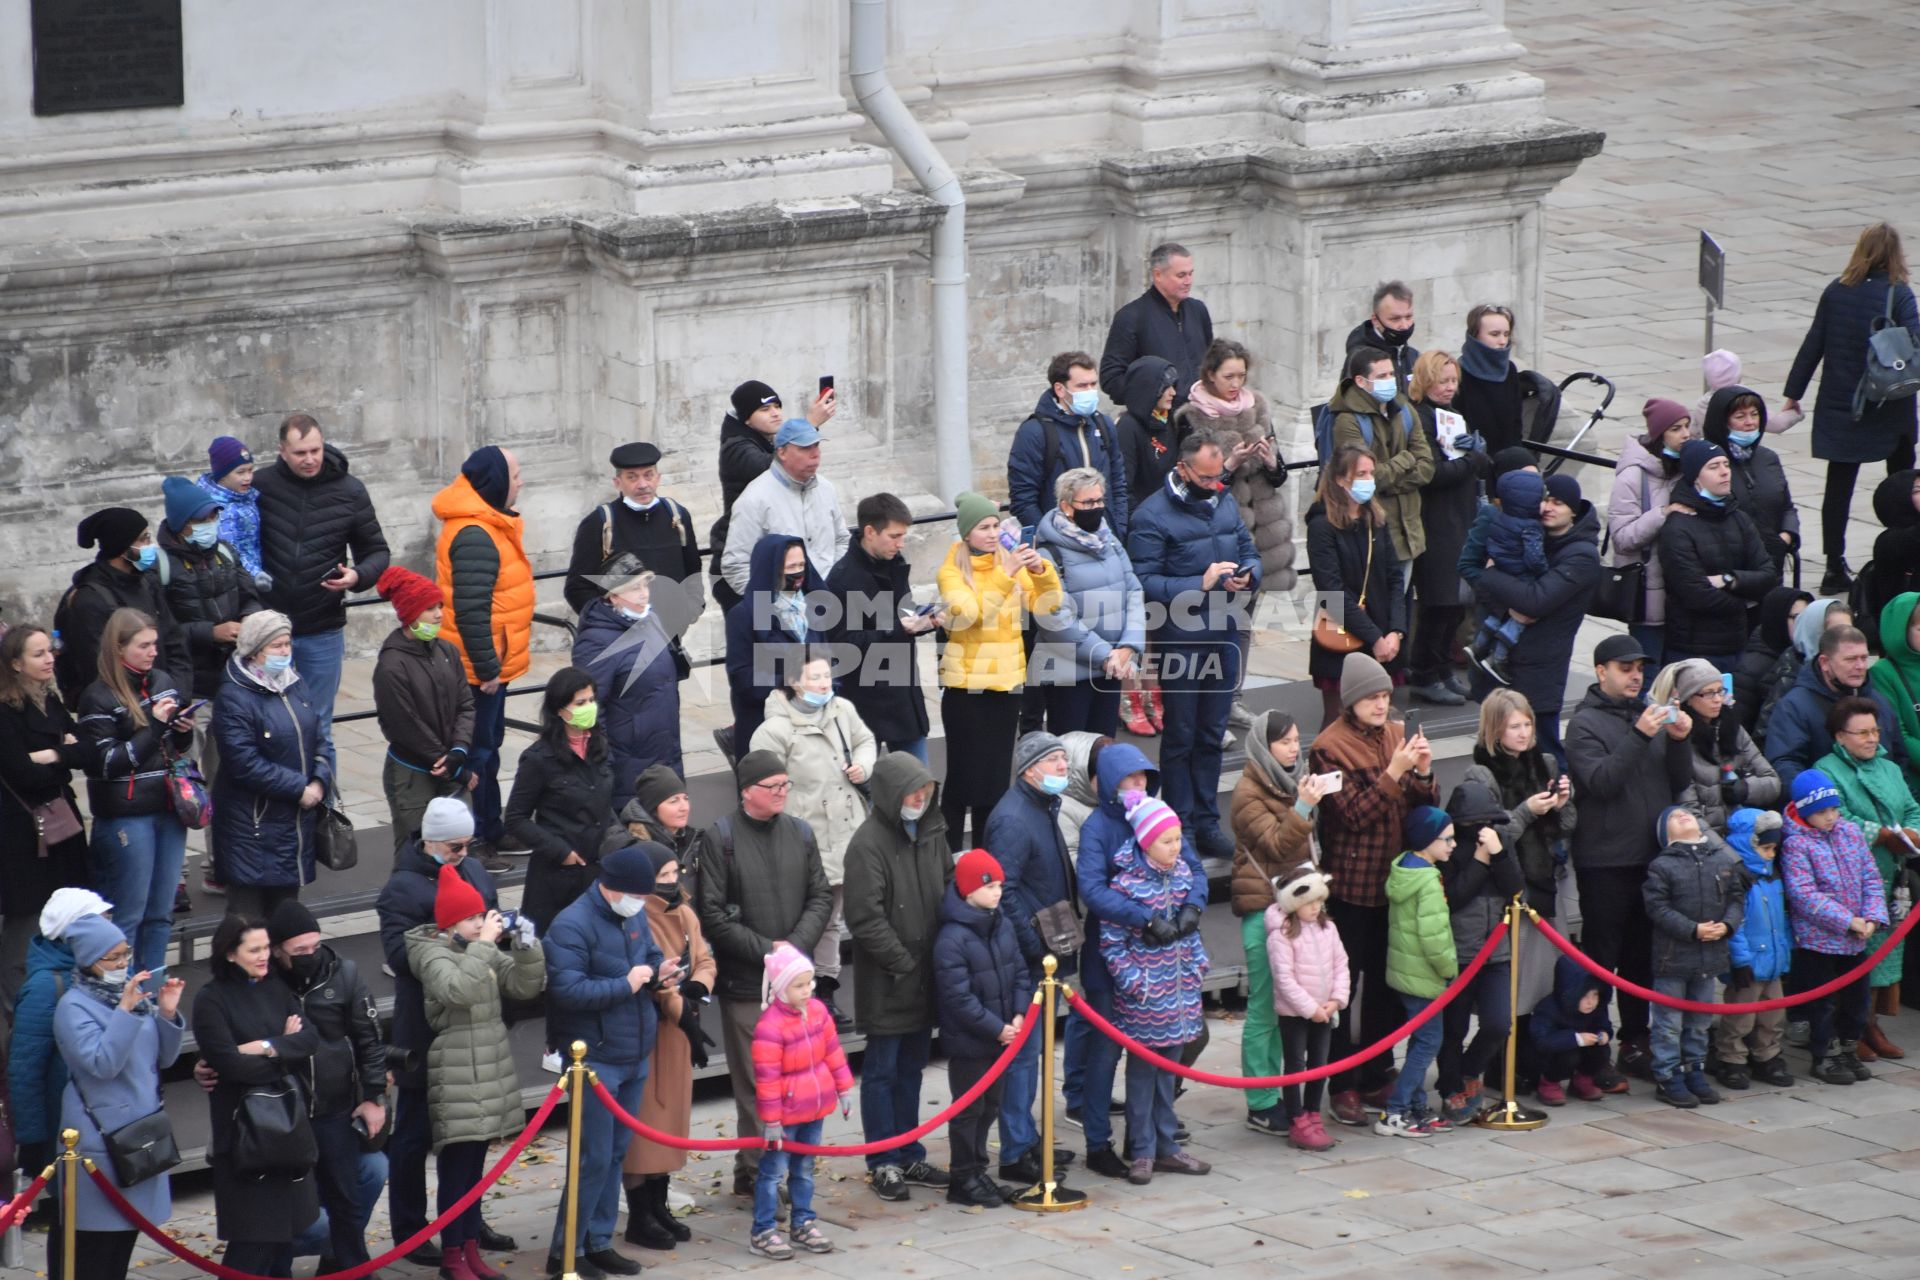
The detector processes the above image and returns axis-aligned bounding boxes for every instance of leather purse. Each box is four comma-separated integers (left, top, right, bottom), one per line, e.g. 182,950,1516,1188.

314,797,358,872
73,1077,179,1188
231,1077,317,1179
1033,900,1085,957
1312,514,1373,654
0,775,82,856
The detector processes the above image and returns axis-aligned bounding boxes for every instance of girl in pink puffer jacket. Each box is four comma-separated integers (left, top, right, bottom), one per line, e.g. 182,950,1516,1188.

748,945,853,1260
1264,861,1350,1152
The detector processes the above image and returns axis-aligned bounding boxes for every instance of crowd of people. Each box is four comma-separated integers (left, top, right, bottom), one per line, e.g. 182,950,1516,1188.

0,224,1917,1278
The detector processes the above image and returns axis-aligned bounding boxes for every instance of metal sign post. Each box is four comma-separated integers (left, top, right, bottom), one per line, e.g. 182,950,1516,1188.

1699,230,1726,385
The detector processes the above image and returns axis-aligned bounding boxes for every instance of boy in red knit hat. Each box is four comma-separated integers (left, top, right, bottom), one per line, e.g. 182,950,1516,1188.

373,565,477,866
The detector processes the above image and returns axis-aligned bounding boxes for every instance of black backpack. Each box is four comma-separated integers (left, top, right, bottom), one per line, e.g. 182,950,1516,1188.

51,581,111,707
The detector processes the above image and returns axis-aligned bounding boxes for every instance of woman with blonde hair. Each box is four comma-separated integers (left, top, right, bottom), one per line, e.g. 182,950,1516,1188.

1784,222,1920,593
1303,444,1404,728
1406,349,1492,706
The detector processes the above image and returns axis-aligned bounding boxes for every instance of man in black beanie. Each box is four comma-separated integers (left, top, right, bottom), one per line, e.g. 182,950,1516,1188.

56,506,195,706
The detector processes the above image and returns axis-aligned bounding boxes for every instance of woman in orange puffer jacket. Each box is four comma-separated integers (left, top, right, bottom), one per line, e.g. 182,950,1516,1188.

747,945,854,1261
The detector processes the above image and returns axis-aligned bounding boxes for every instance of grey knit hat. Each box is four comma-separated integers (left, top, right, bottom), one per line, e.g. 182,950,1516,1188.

1339,651,1393,709
1013,731,1067,777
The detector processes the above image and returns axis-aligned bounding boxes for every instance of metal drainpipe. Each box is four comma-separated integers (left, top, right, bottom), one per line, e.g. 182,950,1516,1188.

847,0,972,500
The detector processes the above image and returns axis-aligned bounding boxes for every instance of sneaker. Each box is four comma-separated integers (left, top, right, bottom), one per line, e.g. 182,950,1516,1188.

1194,825,1235,861
901,1161,950,1189
789,1222,833,1254
1063,1106,1085,1129
871,1165,908,1202
469,842,512,873
1288,1113,1336,1152
749,1229,794,1261
1413,1109,1453,1134
1443,672,1473,699
1443,1081,1483,1124
1837,1045,1872,1081
1534,1079,1567,1107
542,1049,563,1075
201,875,227,896
173,883,193,916
1617,1041,1655,1081
381,962,396,978
1410,680,1467,706
713,725,737,766
1708,1059,1750,1091
1245,1107,1288,1136
1785,1020,1811,1048
1569,1073,1605,1102
945,1173,1007,1207
1330,1090,1370,1127
1084,1145,1130,1179
1373,1111,1429,1139
1228,700,1255,731
1683,1068,1722,1105
1127,1157,1154,1185
1152,1152,1211,1175
1809,1055,1856,1086
1468,647,1511,687
1655,1076,1698,1108
1750,1056,1794,1087
1172,1119,1191,1143
1592,1065,1631,1094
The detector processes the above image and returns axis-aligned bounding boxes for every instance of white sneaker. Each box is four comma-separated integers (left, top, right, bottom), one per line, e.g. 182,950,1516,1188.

1372,1111,1429,1139
542,1050,563,1075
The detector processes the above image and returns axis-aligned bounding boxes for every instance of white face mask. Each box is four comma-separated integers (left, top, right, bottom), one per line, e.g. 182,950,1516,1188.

621,495,660,512
611,894,645,919
96,965,130,988
901,800,930,823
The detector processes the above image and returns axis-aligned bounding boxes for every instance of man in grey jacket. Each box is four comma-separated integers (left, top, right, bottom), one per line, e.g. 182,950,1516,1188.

719,419,849,592
693,750,834,1193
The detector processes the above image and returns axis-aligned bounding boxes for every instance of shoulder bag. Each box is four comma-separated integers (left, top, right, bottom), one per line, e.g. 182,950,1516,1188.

231,1074,318,1179
163,747,214,831
314,792,358,872
1312,515,1372,653
1590,471,1649,624
72,1070,180,1188
0,773,83,856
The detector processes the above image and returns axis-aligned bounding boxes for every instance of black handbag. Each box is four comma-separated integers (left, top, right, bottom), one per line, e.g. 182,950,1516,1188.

231,1077,318,1179
73,1077,180,1188
314,795,358,873
1592,471,1649,624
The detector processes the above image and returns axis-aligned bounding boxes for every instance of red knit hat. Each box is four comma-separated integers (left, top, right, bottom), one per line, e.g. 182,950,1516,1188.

378,566,444,628
955,849,1004,891
434,863,486,932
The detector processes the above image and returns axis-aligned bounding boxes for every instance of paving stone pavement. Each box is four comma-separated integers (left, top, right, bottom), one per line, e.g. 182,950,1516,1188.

73,1,1920,1275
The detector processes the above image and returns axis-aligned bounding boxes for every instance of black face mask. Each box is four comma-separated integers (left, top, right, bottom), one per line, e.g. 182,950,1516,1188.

655,883,683,909
783,571,806,592
1377,321,1415,348
286,951,326,986
1070,507,1104,534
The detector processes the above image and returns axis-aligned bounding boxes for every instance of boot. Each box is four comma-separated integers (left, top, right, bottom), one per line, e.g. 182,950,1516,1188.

649,1176,690,1243
1877,983,1903,1017
437,1243,481,1280
1863,1016,1904,1060
1855,1031,1879,1063
623,1183,677,1250
815,976,854,1033
463,1241,506,1280
1146,687,1166,732
1122,688,1157,736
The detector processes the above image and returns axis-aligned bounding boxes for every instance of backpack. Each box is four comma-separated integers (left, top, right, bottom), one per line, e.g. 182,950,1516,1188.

1314,400,1414,467
51,581,112,705
154,541,236,587
1854,283,1920,420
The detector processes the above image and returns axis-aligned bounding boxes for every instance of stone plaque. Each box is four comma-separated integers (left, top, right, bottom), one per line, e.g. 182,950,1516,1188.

31,0,184,117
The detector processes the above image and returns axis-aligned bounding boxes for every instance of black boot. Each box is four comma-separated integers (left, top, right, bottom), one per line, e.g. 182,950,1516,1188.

623,1182,677,1250
815,976,854,1032
649,1176,690,1243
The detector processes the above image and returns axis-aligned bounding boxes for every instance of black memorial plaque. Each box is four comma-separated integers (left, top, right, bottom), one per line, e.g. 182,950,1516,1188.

31,0,184,117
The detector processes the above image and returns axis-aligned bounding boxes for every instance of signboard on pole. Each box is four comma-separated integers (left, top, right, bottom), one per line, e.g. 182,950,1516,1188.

1699,231,1726,310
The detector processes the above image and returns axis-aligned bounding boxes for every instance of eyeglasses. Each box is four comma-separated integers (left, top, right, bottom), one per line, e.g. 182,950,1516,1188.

751,780,794,794
1069,498,1107,511
1841,724,1882,739
441,840,473,854
1693,687,1727,701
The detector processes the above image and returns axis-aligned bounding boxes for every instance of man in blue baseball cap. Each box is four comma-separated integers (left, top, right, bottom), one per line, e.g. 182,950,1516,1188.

720,409,848,595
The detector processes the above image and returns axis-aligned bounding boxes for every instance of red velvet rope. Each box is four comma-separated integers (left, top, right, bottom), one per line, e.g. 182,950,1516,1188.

1066,922,1509,1088
84,1082,567,1280
0,1168,51,1234
591,999,1041,1156
1531,906,1920,1013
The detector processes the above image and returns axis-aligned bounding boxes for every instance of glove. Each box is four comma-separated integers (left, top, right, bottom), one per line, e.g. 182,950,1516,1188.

763,1122,782,1145
839,1093,852,1119
678,998,704,1040
688,1026,714,1071
1174,904,1204,938
1142,915,1181,947
1719,777,1749,807
1728,965,1754,990
513,914,539,950
679,979,709,1005
444,746,470,784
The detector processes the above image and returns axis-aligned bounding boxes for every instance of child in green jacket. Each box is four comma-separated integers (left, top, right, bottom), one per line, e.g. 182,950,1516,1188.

1379,806,1461,1138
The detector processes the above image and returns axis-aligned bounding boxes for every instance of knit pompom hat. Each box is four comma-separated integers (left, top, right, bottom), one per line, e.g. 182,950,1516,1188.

377,566,443,628
762,942,816,1009
1126,794,1181,851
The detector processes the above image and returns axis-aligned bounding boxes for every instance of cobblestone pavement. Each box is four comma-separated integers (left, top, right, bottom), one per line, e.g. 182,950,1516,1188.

84,1,1920,1275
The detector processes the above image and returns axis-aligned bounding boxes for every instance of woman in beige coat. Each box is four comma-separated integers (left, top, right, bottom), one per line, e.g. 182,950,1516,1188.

621,842,718,1249
747,649,877,1028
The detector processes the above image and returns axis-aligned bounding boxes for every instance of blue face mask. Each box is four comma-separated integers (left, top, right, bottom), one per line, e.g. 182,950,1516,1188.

263,653,294,674
1369,377,1398,404
1695,485,1727,506
1347,477,1377,505
616,604,652,623
186,522,220,549
131,543,157,572
1069,389,1100,418
798,688,833,709
1728,428,1762,448
1039,771,1071,796
1661,447,1681,460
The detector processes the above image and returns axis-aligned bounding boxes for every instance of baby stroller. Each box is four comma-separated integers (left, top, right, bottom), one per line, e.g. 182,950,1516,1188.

1525,371,1616,475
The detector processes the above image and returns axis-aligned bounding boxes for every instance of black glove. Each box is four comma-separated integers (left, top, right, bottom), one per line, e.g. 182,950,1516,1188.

678,979,709,1005
1143,915,1181,947
678,998,705,1040
1720,777,1749,807
688,1026,714,1071
1728,965,1754,990
444,746,470,784
1174,904,1204,937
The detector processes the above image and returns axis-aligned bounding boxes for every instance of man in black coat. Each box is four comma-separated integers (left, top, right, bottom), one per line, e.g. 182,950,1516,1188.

1658,440,1779,670
373,799,503,1268
1344,280,1422,393
252,413,391,768
1099,242,1215,411
563,442,705,632
825,493,936,760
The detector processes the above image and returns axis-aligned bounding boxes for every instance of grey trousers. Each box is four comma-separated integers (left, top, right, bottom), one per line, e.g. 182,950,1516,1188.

721,997,765,1178
382,756,467,865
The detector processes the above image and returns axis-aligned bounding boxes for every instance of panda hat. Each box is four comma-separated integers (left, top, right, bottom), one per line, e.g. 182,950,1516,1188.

1271,860,1332,915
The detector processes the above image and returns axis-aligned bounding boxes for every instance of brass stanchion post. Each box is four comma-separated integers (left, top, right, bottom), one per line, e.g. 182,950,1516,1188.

59,1129,78,1280
1012,955,1089,1212
1478,898,1548,1131
561,1040,589,1280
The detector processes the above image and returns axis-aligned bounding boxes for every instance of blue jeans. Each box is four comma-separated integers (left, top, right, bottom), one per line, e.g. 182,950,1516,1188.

754,1118,822,1235
298,1111,387,1264
469,684,508,844
1122,1051,1181,1160
859,1030,931,1169
88,813,187,977
1651,975,1715,1079
1156,641,1238,837
882,737,929,766
1062,1006,1090,1112
1385,994,1442,1117
551,1057,643,1254
1073,983,1124,1151
996,1014,1042,1164
291,630,345,774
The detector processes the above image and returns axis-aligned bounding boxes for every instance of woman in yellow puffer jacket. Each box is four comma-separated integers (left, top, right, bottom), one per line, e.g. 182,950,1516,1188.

936,492,1061,851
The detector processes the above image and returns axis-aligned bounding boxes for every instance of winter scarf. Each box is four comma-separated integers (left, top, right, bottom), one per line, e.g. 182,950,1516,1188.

1459,338,1513,382
1185,380,1255,419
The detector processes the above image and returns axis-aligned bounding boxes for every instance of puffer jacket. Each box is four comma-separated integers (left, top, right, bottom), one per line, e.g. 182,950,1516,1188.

1175,389,1296,590
507,733,617,932
1765,657,1907,781
1304,500,1405,684
1868,589,1920,791
1785,275,1920,464
434,473,535,685
1440,827,1525,968
724,534,827,748
8,935,75,1144
1643,837,1746,979
573,599,683,796
282,945,387,1117
984,776,1078,971
1726,808,1790,984
1129,471,1260,647
372,626,474,774
1470,499,1603,717
841,752,952,1037
708,412,778,602
1229,711,1314,917
751,997,853,1126
155,523,265,698
1783,805,1887,955
1327,379,1435,563
252,444,390,636
1030,508,1146,686
693,805,833,1003
1607,434,1679,626
56,559,195,708
195,472,267,583
1263,906,1350,1019
545,879,665,1066
405,925,546,1149
1734,587,1811,731
1113,355,1181,512
1057,730,1102,857
932,882,1033,1060
1658,484,1777,658
1674,715,1782,835
936,540,1062,691
377,840,499,1085
1701,386,1799,572
1008,388,1129,542
211,657,331,888
1097,839,1209,1047
1816,744,1920,849
1385,853,1456,998
747,690,876,884
1530,955,1612,1055
75,669,193,819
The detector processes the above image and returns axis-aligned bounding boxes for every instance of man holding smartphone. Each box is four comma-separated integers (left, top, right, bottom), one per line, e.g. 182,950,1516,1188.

825,493,935,763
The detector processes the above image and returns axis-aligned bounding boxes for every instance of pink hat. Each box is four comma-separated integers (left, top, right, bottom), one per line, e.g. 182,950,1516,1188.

761,943,816,1009
1126,794,1181,850
1702,349,1741,391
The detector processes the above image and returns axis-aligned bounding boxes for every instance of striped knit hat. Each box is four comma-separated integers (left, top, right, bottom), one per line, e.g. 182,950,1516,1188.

1126,795,1181,850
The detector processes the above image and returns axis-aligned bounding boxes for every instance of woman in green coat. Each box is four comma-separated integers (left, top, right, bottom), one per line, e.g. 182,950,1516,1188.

1868,591,1920,793
405,864,547,1278
1816,695,1920,1062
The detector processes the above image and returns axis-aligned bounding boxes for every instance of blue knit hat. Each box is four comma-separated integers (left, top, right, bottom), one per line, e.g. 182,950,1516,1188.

1404,805,1452,851
1495,471,1544,518
161,475,219,534
1678,439,1725,489
67,914,128,971
208,436,253,483
1791,769,1841,816
1656,804,1686,846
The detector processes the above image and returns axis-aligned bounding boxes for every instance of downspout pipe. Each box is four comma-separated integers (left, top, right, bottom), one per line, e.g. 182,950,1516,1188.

847,0,972,500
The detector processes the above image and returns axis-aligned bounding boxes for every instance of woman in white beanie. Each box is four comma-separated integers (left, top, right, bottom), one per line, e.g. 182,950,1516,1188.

211,609,333,918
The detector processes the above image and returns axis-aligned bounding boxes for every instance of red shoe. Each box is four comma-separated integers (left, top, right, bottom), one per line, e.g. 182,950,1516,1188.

1122,689,1157,737
1146,687,1166,732
462,1241,504,1280
1535,1079,1567,1107
1569,1073,1605,1102
1288,1113,1335,1151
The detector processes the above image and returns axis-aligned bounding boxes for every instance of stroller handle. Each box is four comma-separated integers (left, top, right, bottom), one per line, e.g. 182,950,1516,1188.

1555,371,1616,415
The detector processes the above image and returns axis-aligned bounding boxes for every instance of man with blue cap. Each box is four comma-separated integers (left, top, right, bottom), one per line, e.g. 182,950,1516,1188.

719,414,849,597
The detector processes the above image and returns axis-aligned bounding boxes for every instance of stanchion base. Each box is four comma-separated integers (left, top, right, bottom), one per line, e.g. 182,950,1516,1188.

1476,1103,1549,1132
1010,1181,1091,1213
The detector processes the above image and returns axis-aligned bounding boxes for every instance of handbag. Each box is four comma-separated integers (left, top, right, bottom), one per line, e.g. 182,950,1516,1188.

314,796,358,872
0,774,83,856
1032,900,1085,957
231,1077,318,1179
1590,472,1650,625
1311,513,1373,653
72,1074,180,1188
164,753,214,831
